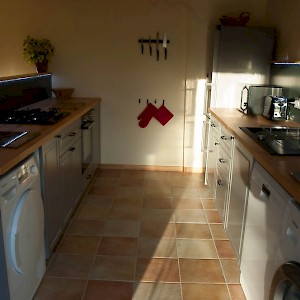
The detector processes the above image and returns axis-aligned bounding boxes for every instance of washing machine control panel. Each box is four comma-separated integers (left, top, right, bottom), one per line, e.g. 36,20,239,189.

17,165,29,184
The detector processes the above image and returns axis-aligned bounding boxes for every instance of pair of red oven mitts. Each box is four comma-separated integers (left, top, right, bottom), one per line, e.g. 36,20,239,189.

138,103,174,128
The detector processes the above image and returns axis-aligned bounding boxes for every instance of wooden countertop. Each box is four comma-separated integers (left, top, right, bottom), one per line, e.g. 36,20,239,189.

210,108,300,203
0,97,101,175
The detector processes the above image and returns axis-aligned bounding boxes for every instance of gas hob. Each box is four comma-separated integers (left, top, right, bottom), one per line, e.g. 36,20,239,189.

0,108,70,125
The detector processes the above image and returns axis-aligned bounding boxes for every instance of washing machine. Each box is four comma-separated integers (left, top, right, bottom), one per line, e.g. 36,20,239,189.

0,152,46,300
269,200,300,299
240,162,292,300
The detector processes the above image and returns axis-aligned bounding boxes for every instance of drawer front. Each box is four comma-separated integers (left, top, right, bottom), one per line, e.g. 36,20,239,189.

219,127,234,156
217,146,231,174
210,118,220,138
58,119,81,154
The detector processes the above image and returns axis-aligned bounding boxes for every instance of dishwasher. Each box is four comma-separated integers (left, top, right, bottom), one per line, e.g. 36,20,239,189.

240,161,292,300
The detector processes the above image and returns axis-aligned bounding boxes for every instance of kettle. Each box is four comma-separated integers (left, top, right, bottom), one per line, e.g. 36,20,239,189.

263,96,288,120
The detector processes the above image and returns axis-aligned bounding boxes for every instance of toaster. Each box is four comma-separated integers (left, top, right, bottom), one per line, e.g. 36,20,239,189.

263,96,288,120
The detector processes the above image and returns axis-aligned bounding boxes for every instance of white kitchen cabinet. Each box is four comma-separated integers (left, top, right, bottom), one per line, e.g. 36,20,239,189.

226,140,253,263
205,116,220,198
40,119,82,257
215,126,235,226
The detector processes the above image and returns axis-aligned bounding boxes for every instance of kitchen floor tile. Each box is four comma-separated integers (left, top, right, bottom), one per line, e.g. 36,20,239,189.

83,280,133,300
57,235,101,255
90,255,136,281
140,222,176,238
179,259,225,283
45,253,94,279
175,223,212,239
98,236,138,256
141,208,174,223
143,196,173,209
177,239,218,259
181,283,231,300
215,240,236,259
172,197,203,209
136,258,180,282
39,168,247,300
138,238,177,258
173,209,206,223
133,283,182,300
67,219,105,236
34,278,87,300
102,220,140,237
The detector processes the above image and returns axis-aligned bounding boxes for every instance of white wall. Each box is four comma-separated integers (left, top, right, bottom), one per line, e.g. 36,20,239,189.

0,0,271,170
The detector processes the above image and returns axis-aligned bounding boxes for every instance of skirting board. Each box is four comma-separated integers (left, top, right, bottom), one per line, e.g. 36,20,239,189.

99,164,204,173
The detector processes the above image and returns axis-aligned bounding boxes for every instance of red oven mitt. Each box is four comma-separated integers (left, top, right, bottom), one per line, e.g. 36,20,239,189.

138,103,158,128
154,104,174,126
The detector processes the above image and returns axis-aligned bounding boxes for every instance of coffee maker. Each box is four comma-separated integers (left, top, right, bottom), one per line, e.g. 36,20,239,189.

263,96,288,120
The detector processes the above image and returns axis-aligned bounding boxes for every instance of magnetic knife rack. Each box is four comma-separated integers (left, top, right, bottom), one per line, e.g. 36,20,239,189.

138,39,170,44
138,37,170,60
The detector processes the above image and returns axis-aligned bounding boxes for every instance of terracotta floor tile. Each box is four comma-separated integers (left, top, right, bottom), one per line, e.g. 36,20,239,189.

144,185,172,197
171,188,200,198
34,278,87,300
144,178,171,187
133,282,181,300
113,196,143,208
119,177,145,187
88,186,117,196
215,240,236,259
93,177,120,187
83,280,133,300
140,222,176,238
144,171,170,180
181,283,231,300
142,208,174,223
201,198,217,209
136,258,180,282
177,239,218,259
175,223,211,239
220,259,241,283
143,196,173,209
170,172,203,182
45,253,94,278
138,238,177,258
121,170,145,179
90,255,136,281
173,209,206,223
103,220,140,237
198,185,215,198
227,284,247,300
98,237,138,256
172,197,203,209
179,259,225,283
116,186,144,198
97,169,122,178
209,224,228,240
57,235,100,255
74,203,110,220
83,193,114,206
170,178,203,188
108,206,142,221
205,209,223,223
67,219,105,236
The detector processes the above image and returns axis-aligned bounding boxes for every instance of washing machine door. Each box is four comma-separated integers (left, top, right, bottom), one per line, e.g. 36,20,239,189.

10,189,45,274
269,262,300,300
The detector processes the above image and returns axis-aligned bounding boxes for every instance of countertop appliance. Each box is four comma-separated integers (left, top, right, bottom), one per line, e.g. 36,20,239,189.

0,152,46,300
240,126,300,155
263,96,288,120
240,85,283,115
269,200,300,299
0,107,70,125
240,161,292,300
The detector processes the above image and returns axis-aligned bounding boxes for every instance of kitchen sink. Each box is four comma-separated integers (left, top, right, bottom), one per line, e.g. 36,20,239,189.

240,126,300,155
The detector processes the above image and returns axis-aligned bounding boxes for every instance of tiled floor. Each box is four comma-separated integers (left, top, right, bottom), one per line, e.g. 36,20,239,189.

34,169,246,300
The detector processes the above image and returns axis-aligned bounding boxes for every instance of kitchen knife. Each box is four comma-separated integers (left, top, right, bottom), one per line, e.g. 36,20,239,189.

163,32,167,60
149,36,152,56
156,32,159,61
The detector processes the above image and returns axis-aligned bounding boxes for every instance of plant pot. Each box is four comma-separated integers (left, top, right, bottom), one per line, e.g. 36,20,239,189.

35,61,48,73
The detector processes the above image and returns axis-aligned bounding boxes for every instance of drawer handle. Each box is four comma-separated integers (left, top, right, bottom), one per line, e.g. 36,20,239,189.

214,142,219,146
55,134,62,138
87,174,92,180
221,135,227,140
219,158,226,163
211,123,216,127
70,147,76,151
69,132,76,137
217,179,223,186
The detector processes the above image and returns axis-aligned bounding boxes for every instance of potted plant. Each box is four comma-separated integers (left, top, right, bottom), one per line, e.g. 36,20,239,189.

23,36,55,73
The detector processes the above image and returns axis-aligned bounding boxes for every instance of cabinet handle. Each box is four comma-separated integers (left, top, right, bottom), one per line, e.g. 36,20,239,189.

87,174,92,180
221,135,227,140
219,158,226,163
69,132,76,137
217,179,223,186
211,123,216,127
70,147,76,151
214,142,219,146
55,134,62,138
